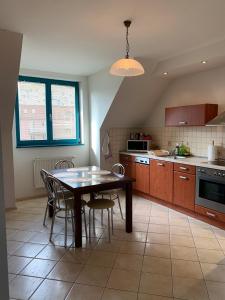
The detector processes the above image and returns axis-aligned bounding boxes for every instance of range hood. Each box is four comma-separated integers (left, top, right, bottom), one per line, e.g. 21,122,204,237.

206,111,225,126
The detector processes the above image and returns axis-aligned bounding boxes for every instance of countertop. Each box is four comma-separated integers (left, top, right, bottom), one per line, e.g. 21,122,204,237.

120,151,225,171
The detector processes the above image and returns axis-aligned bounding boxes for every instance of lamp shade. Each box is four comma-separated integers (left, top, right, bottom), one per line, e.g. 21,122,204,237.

110,58,144,76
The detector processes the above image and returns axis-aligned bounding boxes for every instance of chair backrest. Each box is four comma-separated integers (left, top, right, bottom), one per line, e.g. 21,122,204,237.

40,169,51,190
55,160,75,169
45,175,65,209
111,163,125,176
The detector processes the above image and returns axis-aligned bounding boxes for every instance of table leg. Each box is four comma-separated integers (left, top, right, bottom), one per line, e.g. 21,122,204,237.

74,191,82,248
125,182,132,233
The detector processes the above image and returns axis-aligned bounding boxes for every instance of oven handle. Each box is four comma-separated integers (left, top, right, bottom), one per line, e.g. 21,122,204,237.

198,173,225,184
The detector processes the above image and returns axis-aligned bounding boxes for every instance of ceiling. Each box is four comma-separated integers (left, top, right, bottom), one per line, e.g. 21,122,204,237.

1,0,225,75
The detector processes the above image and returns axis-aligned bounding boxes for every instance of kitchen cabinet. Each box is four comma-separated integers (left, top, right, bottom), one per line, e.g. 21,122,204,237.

174,163,196,175
173,171,195,211
120,154,136,189
150,159,173,203
165,104,218,126
135,163,150,194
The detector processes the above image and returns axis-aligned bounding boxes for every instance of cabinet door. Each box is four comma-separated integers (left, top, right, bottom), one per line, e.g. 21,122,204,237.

135,163,150,194
173,171,195,211
150,160,173,202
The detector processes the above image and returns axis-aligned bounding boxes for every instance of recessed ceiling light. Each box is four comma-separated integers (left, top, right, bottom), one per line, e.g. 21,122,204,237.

163,72,168,75
201,60,207,64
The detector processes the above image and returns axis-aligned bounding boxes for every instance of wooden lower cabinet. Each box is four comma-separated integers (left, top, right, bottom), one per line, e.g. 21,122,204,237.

195,205,225,223
135,163,150,194
173,171,195,211
150,159,173,203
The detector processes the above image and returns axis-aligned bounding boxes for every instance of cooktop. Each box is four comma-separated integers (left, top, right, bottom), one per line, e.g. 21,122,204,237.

203,160,225,167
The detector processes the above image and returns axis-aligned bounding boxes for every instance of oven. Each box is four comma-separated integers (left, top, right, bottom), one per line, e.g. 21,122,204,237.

196,167,225,213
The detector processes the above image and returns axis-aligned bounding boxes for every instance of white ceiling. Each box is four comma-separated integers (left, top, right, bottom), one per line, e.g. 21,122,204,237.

1,0,225,75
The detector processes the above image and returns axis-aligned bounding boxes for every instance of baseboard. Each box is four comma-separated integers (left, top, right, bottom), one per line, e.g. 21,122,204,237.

16,193,47,202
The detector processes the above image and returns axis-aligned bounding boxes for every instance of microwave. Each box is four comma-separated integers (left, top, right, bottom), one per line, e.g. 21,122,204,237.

127,140,150,152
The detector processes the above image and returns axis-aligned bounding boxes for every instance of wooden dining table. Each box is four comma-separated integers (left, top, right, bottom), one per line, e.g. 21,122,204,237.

49,166,134,248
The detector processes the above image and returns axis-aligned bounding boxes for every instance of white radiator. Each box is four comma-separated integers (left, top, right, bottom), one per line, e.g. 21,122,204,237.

33,157,76,188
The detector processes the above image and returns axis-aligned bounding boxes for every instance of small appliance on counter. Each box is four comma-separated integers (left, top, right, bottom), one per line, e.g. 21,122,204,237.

148,150,170,157
127,140,151,152
207,140,218,161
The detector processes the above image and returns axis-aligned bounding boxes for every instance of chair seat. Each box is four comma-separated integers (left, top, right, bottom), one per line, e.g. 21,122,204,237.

87,199,115,210
98,189,121,195
58,199,87,210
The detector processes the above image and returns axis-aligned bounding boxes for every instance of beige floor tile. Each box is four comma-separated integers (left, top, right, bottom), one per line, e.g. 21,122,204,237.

191,226,215,238
169,225,192,236
7,240,24,255
8,255,32,274
13,242,45,257
206,281,225,300
171,246,198,261
169,217,189,226
66,283,104,300
145,243,171,258
95,238,122,252
133,222,149,232
20,258,56,278
126,231,147,243
170,235,195,247
8,230,35,242
197,248,225,264
107,268,140,292
120,241,145,255
133,215,149,223
30,278,73,300
172,259,203,279
150,217,169,225
201,262,225,282
36,245,66,260
76,265,111,287
194,237,221,250
114,253,143,271
218,239,225,250
6,229,18,240
61,248,92,264
142,256,171,276
47,261,83,282
173,276,209,300
8,273,16,283
147,233,170,245
102,288,137,300
86,250,117,267
138,293,173,300
28,232,50,244
213,228,225,240
9,275,43,299
148,224,170,234
139,273,173,297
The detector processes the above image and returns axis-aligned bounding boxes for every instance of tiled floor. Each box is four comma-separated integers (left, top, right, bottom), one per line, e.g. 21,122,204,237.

6,193,225,299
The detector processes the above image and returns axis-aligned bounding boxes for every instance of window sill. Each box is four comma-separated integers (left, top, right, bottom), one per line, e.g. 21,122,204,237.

16,143,85,149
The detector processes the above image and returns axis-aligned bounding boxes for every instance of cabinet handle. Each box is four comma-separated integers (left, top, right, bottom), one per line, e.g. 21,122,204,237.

206,211,216,218
157,163,164,166
179,166,188,170
179,121,187,125
179,176,188,180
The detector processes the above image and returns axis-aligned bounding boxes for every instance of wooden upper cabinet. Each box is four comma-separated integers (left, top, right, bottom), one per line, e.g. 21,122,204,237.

150,159,173,203
165,104,218,126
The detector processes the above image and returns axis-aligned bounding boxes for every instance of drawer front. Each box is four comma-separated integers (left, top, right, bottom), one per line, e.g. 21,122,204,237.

174,163,196,175
152,159,174,169
195,205,225,223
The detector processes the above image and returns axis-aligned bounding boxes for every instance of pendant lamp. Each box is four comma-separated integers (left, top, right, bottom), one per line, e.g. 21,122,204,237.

110,20,144,77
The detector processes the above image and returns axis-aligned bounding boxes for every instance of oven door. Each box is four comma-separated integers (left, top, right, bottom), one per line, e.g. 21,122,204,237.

196,173,225,213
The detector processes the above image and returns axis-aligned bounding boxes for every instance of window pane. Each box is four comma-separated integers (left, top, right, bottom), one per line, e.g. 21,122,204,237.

51,85,76,140
18,81,47,141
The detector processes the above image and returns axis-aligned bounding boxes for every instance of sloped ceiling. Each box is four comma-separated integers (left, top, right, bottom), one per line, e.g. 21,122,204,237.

101,58,171,129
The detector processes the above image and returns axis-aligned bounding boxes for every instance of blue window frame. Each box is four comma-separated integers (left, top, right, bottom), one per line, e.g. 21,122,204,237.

15,76,81,148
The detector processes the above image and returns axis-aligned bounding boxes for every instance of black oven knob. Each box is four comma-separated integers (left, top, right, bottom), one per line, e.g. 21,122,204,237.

214,171,217,176
223,173,225,177
218,172,222,176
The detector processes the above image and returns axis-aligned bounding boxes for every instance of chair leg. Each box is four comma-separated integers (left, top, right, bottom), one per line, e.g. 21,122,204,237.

64,208,68,248
117,194,124,220
49,207,56,242
43,199,49,226
93,209,96,235
89,209,91,242
107,208,111,242
111,208,114,234
83,208,88,239
71,210,75,233
101,209,103,226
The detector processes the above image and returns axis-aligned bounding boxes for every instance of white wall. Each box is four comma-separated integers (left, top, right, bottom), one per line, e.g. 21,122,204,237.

145,65,225,127
88,68,123,166
13,69,90,200
0,29,23,300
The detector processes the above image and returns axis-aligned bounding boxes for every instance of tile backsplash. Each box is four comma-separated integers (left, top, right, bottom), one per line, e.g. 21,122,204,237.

101,126,225,169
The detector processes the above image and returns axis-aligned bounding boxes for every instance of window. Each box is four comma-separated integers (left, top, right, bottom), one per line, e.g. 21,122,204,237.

15,76,81,147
